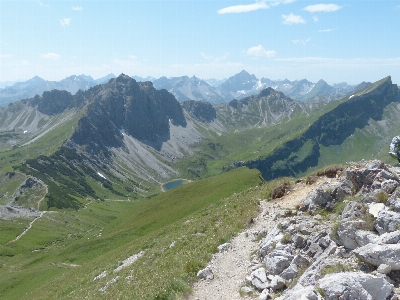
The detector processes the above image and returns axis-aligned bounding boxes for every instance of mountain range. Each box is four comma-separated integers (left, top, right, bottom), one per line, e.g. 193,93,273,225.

1,70,371,107
0,74,116,106
0,72,399,299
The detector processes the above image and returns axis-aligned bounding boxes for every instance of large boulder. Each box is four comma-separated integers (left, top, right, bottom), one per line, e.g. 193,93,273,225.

250,267,268,291
354,230,378,246
374,211,400,234
353,243,400,270
339,201,366,221
336,220,370,249
275,285,322,300
300,189,334,212
378,230,400,244
319,272,394,300
381,179,398,194
388,190,400,212
260,227,284,257
265,250,294,275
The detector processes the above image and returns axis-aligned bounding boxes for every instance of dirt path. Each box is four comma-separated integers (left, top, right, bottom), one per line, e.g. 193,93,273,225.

8,211,45,244
188,177,331,300
37,184,48,210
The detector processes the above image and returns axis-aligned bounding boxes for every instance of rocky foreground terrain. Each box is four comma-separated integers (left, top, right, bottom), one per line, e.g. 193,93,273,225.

190,160,400,299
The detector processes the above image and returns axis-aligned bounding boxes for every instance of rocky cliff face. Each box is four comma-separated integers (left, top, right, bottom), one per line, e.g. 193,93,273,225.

216,87,305,129
153,76,226,104
68,74,186,157
181,100,216,123
30,89,80,115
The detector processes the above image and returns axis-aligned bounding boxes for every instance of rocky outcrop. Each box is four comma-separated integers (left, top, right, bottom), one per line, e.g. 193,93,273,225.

241,160,400,299
181,100,216,123
68,74,187,157
354,243,400,271
319,272,394,300
217,87,305,130
30,89,76,115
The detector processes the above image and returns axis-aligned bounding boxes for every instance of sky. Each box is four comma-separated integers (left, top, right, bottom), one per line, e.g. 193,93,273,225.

1,0,400,85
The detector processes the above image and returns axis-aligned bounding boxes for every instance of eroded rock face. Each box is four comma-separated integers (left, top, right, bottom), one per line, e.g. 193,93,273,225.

374,211,400,234
244,160,400,300
354,243,400,270
300,188,333,212
68,74,187,157
31,89,75,115
388,190,400,212
337,220,370,249
319,272,394,300
181,100,216,123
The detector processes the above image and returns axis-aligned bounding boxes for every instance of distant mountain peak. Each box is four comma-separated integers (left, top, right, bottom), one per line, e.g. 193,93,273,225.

29,76,45,82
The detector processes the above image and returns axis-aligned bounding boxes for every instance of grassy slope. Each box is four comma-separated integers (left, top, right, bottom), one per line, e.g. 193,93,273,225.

175,95,350,179
0,167,263,300
0,109,84,172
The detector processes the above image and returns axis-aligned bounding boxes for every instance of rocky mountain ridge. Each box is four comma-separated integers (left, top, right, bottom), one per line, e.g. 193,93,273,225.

192,160,400,300
1,70,366,107
0,74,116,106
244,76,400,181
0,74,398,212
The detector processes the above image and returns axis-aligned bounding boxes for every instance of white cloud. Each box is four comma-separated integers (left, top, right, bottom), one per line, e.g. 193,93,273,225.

0,54,13,59
319,28,337,33
72,6,83,11
218,2,269,14
292,38,311,45
304,4,342,13
313,16,319,22
282,13,306,25
41,53,61,60
217,0,294,14
246,45,276,58
37,1,49,7
60,18,71,27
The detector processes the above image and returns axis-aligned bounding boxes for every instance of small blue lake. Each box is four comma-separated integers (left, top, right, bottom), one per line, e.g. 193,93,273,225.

162,179,190,191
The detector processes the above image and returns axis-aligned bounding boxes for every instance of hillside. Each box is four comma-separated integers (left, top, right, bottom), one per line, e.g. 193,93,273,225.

0,74,399,299
190,161,400,299
243,76,400,180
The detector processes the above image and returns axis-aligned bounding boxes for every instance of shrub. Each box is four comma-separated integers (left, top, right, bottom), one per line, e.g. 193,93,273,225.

331,221,342,240
280,232,292,244
321,263,352,277
376,191,388,204
362,213,375,231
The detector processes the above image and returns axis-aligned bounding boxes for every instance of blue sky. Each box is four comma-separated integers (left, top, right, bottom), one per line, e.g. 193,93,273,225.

1,0,400,84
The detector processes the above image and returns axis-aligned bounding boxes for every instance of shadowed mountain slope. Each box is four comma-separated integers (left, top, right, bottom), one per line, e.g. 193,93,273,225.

244,76,400,180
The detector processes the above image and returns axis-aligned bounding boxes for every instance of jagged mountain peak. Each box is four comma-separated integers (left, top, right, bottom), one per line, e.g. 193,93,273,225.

68,74,186,158
219,70,258,94
29,75,45,82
